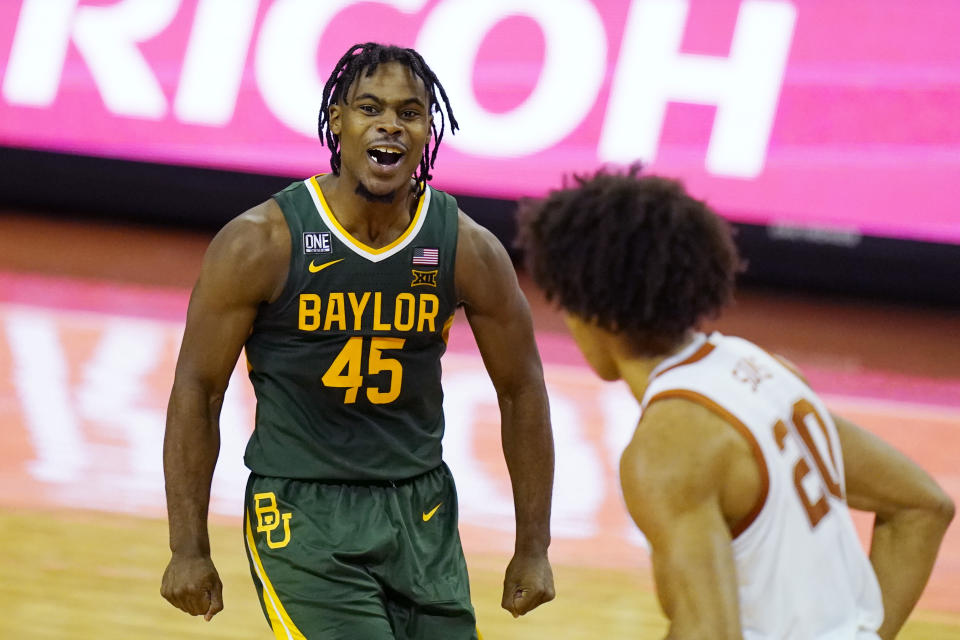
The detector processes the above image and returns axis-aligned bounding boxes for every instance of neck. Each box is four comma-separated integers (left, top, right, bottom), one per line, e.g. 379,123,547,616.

612,331,699,400
354,180,398,204
616,355,666,401
320,175,418,247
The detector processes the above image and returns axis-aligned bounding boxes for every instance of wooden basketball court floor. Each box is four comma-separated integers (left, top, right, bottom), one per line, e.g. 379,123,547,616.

1,210,958,639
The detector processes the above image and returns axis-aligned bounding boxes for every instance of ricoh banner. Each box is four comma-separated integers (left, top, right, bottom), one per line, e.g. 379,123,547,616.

1,0,958,243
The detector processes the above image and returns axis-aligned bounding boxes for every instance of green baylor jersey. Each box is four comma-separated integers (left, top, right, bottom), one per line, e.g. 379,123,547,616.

243,176,459,481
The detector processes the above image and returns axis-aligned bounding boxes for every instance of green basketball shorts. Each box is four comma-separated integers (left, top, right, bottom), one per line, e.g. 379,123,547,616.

242,463,479,639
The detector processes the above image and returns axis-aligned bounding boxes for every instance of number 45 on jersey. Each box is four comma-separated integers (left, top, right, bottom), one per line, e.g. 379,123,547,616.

323,337,406,404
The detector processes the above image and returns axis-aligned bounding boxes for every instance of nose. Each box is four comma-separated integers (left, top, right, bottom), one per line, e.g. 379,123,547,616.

377,110,402,136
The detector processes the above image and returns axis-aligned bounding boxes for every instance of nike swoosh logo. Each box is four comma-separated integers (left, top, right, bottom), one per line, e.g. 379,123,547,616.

422,503,442,522
309,258,344,273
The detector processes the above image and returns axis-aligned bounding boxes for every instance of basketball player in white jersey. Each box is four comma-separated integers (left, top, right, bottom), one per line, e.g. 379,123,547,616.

517,166,954,639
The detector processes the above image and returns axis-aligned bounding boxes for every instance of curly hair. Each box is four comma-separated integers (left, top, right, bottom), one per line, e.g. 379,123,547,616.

516,165,742,353
317,42,458,198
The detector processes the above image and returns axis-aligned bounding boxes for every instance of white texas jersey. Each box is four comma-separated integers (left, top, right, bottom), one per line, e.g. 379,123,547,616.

641,332,883,639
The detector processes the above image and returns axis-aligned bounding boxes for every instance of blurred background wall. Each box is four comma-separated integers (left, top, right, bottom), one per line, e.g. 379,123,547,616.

1,0,958,303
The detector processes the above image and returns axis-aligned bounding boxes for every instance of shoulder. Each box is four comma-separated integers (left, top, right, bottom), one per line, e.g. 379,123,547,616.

770,352,809,385
454,210,518,304
201,198,290,303
620,397,747,542
209,199,287,266
455,209,506,264
426,184,458,210
626,397,747,489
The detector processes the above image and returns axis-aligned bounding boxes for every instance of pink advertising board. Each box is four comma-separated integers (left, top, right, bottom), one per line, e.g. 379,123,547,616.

1,0,958,243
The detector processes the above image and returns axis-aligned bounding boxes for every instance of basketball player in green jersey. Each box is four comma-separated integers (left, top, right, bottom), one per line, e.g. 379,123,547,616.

161,43,555,639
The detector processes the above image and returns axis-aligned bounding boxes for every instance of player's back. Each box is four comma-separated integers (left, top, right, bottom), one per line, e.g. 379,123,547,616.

641,332,883,639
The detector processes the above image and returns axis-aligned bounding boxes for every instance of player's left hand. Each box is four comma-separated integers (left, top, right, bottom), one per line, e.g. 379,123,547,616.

501,552,555,618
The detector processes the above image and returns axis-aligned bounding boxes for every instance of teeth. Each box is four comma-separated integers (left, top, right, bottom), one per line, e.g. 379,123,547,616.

368,147,404,166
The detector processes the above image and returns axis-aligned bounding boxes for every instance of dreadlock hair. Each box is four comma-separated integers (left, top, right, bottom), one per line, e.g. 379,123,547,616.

318,42,458,198
516,164,742,355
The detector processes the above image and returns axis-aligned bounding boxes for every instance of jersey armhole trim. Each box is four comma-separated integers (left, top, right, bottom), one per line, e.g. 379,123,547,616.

646,388,770,539
262,193,301,312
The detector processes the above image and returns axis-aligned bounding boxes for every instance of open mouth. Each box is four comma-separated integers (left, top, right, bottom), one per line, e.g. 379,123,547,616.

367,146,404,167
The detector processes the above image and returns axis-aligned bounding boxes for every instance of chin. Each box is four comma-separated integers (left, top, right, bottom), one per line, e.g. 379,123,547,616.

359,157,420,196
368,174,411,194
578,350,620,381
592,365,622,382
581,350,621,380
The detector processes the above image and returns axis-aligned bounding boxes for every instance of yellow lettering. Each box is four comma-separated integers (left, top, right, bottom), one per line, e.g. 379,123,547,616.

367,337,405,404
373,292,391,331
348,292,371,331
323,293,346,331
322,336,364,403
394,293,415,331
302,291,439,333
417,294,439,332
298,294,322,331
253,492,292,549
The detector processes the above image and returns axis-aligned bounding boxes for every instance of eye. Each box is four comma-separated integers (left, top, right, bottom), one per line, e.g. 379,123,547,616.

358,104,378,115
402,110,420,119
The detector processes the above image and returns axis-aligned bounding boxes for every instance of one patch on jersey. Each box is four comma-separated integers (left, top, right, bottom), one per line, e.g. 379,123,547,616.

303,232,332,253
412,247,439,266
411,269,438,287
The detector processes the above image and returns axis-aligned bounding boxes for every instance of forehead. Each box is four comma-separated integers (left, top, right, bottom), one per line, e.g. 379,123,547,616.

344,61,429,103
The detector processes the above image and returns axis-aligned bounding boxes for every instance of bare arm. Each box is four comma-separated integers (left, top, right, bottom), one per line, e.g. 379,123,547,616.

455,212,555,617
835,413,955,639
161,199,289,620
620,398,746,640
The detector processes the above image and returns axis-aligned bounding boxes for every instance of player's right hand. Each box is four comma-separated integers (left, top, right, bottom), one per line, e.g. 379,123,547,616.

161,553,224,621
501,551,556,618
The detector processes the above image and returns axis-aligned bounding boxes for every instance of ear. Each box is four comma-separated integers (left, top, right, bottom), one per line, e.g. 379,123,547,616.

328,104,342,136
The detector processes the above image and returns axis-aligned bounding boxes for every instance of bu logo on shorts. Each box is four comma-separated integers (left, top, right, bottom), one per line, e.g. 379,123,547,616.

253,492,293,549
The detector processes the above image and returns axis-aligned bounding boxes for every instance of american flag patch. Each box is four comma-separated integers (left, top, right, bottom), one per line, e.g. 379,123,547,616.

412,247,439,266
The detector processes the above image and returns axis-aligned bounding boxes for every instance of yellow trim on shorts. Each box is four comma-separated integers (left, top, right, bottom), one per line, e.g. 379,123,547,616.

244,512,307,640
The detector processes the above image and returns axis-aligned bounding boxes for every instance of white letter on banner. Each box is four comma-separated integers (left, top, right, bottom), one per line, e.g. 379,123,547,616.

256,0,429,138
174,0,260,125
6,0,182,117
2,0,79,107
70,0,180,118
599,0,796,178
417,0,606,156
